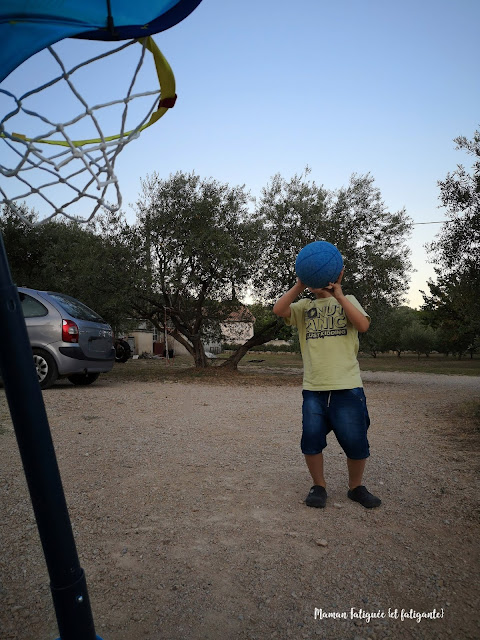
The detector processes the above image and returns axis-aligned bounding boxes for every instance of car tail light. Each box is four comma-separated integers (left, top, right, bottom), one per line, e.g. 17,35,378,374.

62,319,79,343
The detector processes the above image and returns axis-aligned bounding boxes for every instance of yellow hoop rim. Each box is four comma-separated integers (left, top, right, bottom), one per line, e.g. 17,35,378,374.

8,36,176,148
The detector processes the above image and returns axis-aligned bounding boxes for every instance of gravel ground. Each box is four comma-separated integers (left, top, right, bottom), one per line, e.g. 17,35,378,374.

0,370,479,640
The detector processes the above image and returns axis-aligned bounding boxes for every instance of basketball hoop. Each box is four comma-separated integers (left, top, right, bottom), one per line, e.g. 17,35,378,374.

0,36,176,226
0,0,202,226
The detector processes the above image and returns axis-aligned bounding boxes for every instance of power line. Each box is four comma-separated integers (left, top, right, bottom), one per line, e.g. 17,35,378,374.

412,220,455,225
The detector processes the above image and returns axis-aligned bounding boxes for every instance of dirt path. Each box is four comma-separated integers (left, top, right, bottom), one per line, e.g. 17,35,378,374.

0,372,479,640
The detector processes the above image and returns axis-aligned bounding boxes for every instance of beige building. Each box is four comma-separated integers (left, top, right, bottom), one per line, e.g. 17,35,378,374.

126,321,190,357
220,307,255,344
127,307,256,356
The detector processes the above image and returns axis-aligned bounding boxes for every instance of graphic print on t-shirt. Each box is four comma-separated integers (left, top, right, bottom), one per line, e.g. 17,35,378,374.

305,303,347,340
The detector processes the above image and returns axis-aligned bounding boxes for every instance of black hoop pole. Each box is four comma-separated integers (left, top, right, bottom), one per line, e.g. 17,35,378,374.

0,232,100,640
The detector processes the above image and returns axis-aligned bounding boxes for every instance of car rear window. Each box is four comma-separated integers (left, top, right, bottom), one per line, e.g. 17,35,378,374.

20,293,48,318
48,293,106,323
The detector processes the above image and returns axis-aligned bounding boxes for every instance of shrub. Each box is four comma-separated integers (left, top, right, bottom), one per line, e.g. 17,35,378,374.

222,342,296,353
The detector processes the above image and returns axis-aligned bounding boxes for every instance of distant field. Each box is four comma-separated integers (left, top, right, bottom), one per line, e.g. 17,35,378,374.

232,351,480,376
108,351,480,383
359,352,480,376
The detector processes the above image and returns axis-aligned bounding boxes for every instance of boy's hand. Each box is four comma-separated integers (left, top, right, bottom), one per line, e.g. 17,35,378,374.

272,278,306,318
308,269,344,297
327,269,345,300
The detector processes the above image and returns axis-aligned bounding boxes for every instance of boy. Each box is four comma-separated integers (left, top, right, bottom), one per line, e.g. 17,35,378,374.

273,269,381,509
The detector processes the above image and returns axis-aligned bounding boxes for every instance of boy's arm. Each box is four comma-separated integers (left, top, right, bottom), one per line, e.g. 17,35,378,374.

336,295,370,333
273,279,306,318
329,280,370,333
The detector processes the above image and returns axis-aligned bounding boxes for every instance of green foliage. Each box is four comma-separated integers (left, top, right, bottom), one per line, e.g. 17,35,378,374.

222,342,296,353
387,307,419,355
359,302,396,356
0,207,134,331
248,302,292,341
428,130,479,274
400,321,437,357
249,343,295,353
130,171,264,366
254,169,413,308
135,171,264,297
359,304,419,356
422,273,479,356
423,130,480,356
290,328,301,354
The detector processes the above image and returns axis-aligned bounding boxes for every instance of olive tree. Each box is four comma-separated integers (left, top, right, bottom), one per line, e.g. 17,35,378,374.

423,130,480,356
254,170,412,307
130,171,265,367
0,207,134,331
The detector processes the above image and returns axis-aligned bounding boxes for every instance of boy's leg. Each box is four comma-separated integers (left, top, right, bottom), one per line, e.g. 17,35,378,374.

305,453,326,487
330,389,381,508
347,457,366,489
301,391,329,508
304,453,327,507
347,457,381,508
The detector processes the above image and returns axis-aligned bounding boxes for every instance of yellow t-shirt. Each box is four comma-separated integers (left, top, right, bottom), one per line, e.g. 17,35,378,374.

285,295,370,391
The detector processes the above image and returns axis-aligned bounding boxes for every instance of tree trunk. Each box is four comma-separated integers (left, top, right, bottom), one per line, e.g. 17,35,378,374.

191,336,208,368
221,341,253,369
166,328,208,368
219,320,281,370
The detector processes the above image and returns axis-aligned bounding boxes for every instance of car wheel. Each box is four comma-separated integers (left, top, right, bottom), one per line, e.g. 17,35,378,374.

32,348,58,390
67,372,100,386
115,339,131,363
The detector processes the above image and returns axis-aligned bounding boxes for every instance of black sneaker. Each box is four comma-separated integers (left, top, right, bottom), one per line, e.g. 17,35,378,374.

347,485,381,509
305,485,327,508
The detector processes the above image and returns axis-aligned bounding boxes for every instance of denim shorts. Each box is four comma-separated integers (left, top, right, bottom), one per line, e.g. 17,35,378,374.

301,388,370,459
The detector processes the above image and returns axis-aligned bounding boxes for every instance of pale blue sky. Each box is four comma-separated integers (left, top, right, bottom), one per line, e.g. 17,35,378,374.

2,0,479,307
120,0,480,308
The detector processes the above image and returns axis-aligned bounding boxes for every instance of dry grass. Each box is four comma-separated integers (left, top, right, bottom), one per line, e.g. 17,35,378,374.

107,356,302,387
359,352,480,376
109,352,480,386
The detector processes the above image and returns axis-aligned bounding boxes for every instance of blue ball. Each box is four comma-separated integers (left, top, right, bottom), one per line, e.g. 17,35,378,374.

295,241,343,289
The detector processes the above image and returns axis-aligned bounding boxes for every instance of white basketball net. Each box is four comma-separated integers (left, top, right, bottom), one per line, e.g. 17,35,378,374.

0,39,162,226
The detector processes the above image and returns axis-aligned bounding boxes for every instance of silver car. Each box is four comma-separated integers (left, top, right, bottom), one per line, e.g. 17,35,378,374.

18,287,115,389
